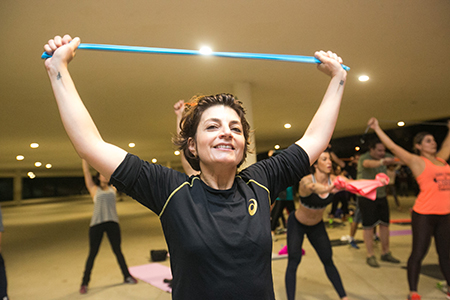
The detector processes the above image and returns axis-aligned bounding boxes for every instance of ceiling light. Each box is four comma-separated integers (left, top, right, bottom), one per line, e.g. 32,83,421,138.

199,46,212,55
174,150,180,156
35,162,42,167
274,145,280,150
397,121,405,127
16,155,24,161
358,75,369,82
45,164,52,169
27,172,36,179
355,146,360,151
284,123,291,129
151,158,157,163
30,143,39,149
128,142,135,148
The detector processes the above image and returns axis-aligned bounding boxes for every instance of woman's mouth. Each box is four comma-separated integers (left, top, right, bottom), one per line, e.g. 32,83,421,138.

215,144,234,150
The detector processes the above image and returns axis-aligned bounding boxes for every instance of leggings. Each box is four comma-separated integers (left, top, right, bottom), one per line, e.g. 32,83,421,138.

407,211,450,291
330,191,349,216
271,200,295,231
285,212,346,299
81,221,131,286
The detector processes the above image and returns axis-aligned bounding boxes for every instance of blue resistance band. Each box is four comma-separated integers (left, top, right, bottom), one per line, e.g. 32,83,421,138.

41,43,350,71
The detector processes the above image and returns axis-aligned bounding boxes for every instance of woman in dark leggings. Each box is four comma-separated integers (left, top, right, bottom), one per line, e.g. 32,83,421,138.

80,160,137,294
368,118,450,300
285,150,349,300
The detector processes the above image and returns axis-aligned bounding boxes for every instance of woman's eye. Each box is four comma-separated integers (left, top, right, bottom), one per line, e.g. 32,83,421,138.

207,125,218,130
232,127,242,133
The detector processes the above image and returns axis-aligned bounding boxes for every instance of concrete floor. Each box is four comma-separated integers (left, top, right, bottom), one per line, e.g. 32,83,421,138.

1,195,447,300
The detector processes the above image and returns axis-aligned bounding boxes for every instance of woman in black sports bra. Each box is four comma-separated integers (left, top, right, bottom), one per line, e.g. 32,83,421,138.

285,150,349,300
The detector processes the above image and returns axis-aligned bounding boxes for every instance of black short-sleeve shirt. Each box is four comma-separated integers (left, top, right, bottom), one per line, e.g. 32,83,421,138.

110,143,310,300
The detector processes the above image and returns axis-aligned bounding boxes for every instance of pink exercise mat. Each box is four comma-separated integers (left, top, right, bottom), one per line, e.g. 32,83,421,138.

129,263,172,293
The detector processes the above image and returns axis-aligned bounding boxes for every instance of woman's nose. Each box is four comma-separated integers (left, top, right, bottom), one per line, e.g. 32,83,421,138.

219,126,232,138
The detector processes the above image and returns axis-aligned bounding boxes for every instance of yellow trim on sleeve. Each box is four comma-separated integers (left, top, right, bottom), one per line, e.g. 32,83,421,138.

158,176,200,218
236,175,271,206
246,179,271,205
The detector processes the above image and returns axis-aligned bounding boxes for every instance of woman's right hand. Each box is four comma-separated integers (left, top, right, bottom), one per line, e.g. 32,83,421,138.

173,100,185,118
43,35,80,70
368,117,380,131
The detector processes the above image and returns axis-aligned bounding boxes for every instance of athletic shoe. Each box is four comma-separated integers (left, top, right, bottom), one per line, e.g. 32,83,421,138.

381,252,400,263
79,285,88,294
406,292,421,300
276,228,287,234
349,240,360,249
437,280,448,293
124,276,138,284
366,255,380,268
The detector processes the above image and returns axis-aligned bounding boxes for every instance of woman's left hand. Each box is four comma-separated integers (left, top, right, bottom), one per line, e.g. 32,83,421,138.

314,50,346,78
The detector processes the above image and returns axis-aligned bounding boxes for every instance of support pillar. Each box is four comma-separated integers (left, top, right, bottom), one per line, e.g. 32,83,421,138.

13,171,22,205
233,82,257,169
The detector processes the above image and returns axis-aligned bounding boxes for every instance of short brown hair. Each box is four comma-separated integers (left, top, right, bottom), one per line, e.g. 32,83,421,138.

173,93,251,171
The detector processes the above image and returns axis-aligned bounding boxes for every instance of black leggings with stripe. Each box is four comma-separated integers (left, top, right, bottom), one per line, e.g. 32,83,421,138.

285,212,346,299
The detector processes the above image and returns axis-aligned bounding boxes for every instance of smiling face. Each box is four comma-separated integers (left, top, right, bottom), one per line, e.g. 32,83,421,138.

314,152,333,174
188,105,245,171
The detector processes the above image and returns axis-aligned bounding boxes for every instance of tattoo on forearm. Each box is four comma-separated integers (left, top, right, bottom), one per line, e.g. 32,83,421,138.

56,72,62,80
339,80,344,86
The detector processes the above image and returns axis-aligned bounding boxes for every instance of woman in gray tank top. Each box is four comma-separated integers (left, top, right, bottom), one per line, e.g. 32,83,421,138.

79,160,137,294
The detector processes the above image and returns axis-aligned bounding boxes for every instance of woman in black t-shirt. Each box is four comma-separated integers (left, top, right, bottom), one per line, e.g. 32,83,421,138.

43,34,347,299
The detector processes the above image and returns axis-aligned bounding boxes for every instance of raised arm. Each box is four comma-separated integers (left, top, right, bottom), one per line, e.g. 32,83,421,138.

368,117,424,177
436,120,450,161
174,100,199,177
82,159,97,198
43,35,127,179
296,51,347,165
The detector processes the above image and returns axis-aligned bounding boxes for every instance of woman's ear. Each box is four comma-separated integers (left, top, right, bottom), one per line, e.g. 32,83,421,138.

188,137,197,157
414,143,422,153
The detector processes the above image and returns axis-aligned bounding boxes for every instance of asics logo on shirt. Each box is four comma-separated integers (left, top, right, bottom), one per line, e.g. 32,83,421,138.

248,199,258,216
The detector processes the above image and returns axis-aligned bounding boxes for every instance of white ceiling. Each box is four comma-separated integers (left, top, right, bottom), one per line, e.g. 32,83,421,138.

1,0,450,176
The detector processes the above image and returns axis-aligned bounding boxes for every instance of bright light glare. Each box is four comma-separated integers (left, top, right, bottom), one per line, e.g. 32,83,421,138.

358,75,369,82
355,146,361,151
274,145,280,150
30,143,39,149
284,123,291,129
199,46,213,55
151,158,157,163
45,164,52,169
16,155,24,161
397,121,405,127
35,162,42,167
27,172,36,179
128,143,136,148
174,150,181,156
